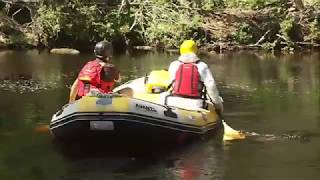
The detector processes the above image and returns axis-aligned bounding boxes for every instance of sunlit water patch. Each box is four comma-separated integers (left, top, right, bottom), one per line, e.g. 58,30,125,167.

243,130,320,143
0,79,60,93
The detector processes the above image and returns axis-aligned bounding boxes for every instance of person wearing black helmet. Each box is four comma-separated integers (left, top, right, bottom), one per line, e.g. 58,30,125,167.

69,40,120,102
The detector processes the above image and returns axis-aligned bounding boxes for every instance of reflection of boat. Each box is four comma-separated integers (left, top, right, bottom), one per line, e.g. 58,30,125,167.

50,70,222,145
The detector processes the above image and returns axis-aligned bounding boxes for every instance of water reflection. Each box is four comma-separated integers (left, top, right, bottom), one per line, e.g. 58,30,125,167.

0,50,319,180
164,141,225,180
53,140,225,180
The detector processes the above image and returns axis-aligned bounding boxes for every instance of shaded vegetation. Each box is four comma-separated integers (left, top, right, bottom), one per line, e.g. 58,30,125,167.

1,0,320,52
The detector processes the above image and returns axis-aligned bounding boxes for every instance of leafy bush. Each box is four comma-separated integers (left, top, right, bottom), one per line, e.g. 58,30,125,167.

0,1,5,11
226,0,281,9
29,0,317,50
261,42,276,51
309,17,320,43
280,17,303,42
280,18,294,40
193,0,225,10
36,0,132,46
232,23,253,44
36,5,63,40
131,1,203,48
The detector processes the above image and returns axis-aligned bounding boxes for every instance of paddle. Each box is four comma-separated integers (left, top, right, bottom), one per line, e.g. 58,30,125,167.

34,124,50,134
222,120,245,141
207,97,245,141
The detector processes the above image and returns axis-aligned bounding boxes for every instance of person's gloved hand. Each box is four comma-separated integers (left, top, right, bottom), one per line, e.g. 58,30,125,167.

215,102,224,114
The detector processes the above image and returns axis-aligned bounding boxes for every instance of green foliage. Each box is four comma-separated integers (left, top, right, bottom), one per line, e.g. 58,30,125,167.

147,14,201,48
232,23,253,44
8,33,27,44
280,18,294,38
36,5,63,39
280,17,300,42
309,17,320,43
226,0,281,9
261,42,276,51
28,0,320,50
0,1,5,11
36,0,99,44
193,0,225,10
36,0,132,46
131,1,202,48
279,18,302,51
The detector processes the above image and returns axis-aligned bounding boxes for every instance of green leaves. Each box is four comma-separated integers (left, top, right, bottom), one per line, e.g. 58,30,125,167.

32,0,318,50
226,0,281,9
136,1,203,48
36,0,102,44
309,17,320,43
232,23,253,44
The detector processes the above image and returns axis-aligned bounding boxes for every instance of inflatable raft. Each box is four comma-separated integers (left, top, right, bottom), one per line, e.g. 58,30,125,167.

50,70,222,145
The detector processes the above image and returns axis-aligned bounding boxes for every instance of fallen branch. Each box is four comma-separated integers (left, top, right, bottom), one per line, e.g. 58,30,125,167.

276,34,291,43
295,42,320,47
255,29,271,45
11,8,23,19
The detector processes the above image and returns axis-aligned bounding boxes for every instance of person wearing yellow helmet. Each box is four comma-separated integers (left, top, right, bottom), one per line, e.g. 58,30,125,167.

165,40,223,112
179,39,198,55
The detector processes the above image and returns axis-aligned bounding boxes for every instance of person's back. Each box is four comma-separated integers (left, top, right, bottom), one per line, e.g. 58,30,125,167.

69,41,119,102
172,61,202,98
166,40,223,111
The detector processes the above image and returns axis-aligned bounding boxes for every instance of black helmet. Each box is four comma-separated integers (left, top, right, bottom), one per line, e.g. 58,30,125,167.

94,40,113,59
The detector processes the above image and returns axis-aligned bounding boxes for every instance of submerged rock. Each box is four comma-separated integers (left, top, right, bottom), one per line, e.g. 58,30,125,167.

50,48,80,55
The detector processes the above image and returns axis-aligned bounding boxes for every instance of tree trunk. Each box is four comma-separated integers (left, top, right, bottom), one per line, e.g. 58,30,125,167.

294,0,304,10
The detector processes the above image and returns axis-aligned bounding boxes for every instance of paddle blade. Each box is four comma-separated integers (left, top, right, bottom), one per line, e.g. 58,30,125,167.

222,120,246,141
34,124,50,134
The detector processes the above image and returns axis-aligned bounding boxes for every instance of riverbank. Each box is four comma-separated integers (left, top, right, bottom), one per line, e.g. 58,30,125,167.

1,0,320,53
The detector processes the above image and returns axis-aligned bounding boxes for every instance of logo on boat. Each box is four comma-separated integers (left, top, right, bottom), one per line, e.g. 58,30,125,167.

135,104,157,113
96,98,112,105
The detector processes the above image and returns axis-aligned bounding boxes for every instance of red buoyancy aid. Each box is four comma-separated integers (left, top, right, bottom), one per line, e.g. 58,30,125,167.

77,59,115,97
173,62,202,98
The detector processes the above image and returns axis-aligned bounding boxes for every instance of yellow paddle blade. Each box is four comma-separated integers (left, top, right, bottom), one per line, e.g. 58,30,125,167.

34,124,50,134
222,120,246,141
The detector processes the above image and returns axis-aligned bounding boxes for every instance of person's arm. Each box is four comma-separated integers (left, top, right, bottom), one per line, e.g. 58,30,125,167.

168,61,180,82
201,63,224,112
101,63,121,82
114,68,121,82
69,79,79,103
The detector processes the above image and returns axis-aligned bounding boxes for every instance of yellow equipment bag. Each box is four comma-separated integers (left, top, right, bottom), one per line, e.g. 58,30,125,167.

145,70,170,93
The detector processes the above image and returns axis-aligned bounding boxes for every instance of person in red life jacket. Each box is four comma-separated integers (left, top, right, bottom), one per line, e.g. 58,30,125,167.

165,40,223,112
69,41,120,102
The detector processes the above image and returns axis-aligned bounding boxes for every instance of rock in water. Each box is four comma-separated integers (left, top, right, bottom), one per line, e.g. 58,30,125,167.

50,48,80,55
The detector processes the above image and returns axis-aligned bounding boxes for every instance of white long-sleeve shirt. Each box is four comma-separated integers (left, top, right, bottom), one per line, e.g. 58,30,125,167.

168,54,222,105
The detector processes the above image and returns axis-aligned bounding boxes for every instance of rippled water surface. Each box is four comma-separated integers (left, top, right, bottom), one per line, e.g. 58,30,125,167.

0,50,319,180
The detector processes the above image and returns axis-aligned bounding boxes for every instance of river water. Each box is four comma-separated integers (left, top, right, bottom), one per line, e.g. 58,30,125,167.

0,50,319,180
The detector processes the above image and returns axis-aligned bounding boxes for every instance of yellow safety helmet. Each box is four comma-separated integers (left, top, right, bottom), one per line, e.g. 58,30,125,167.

180,40,198,55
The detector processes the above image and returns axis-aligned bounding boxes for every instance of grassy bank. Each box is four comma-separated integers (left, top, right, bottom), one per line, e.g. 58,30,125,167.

1,0,320,53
